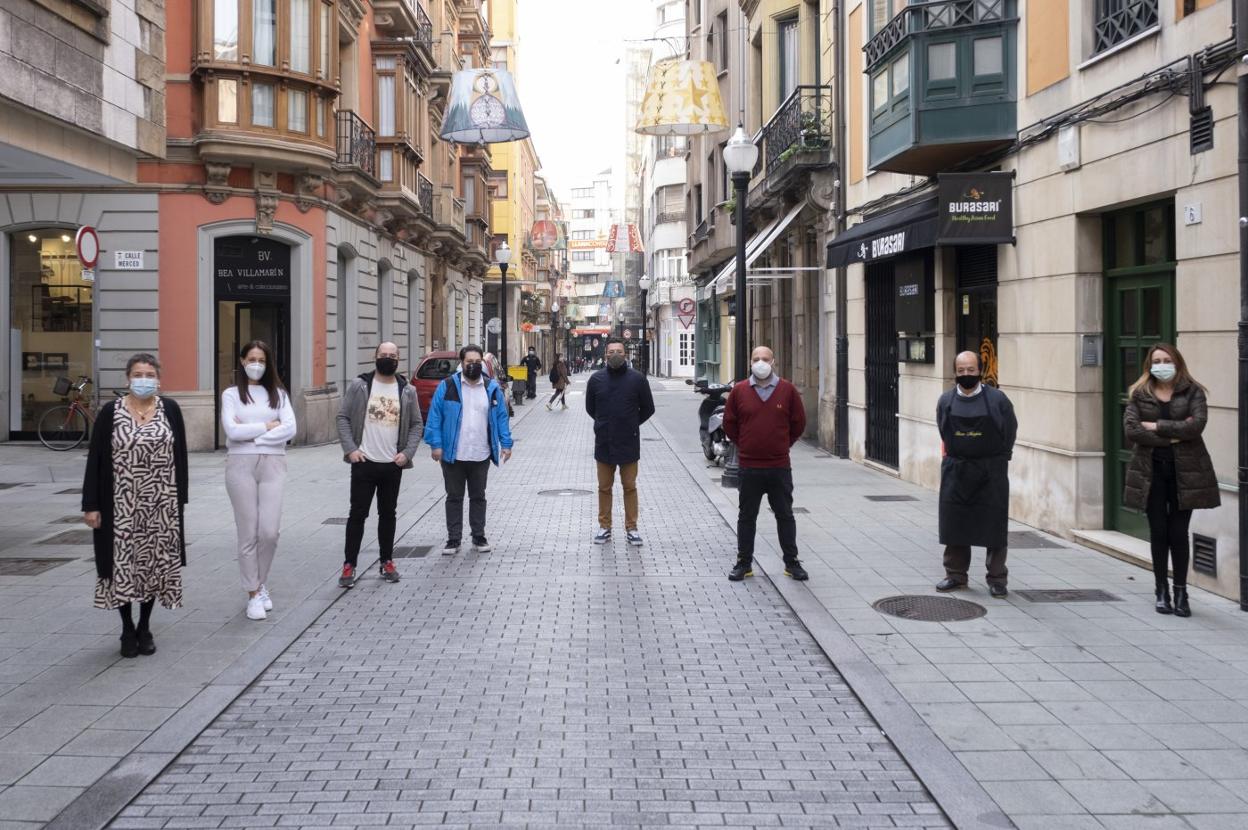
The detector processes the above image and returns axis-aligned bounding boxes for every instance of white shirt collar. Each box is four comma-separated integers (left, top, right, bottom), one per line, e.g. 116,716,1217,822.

956,382,984,397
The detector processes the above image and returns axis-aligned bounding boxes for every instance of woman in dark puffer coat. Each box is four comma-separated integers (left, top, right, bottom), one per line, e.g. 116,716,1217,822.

1123,343,1220,617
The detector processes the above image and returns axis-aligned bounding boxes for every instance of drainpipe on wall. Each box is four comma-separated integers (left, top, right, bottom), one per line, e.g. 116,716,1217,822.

832,0,850,459
1234,0,1248,609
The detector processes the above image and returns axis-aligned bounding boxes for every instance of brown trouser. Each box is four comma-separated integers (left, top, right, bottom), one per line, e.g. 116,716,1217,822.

597,461,639,530
943,545,1008,585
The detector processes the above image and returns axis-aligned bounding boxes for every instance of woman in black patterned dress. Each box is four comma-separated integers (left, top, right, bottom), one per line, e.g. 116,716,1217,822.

83,353,189,658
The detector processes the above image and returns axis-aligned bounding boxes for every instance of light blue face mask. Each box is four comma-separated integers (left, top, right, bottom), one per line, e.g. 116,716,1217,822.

1150,363,1176,383
130,377,158,399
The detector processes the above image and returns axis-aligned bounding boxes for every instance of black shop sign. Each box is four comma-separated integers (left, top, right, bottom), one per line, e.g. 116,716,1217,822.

214,236,291,300
937,172,1015,245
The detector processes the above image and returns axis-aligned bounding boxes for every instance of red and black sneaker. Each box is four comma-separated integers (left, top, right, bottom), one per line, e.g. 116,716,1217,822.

338,563,356,589
380,560,400,583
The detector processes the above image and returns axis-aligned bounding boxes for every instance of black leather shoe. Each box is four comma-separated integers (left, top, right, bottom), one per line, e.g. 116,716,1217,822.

120,631,139,659
1173,586,1191,617
989,582,1008,599
728,560,753,582
935,577,966,592
1155,587,1173,615
136,630,156,656
784,560,809,581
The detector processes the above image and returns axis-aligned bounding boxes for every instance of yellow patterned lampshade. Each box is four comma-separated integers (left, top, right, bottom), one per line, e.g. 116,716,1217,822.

635,59,730,136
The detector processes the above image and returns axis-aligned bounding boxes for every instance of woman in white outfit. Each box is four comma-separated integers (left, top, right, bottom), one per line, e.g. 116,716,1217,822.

221,340,296,620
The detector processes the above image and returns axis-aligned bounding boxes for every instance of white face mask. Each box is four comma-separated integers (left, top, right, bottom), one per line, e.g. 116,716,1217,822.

244,362,266,382
1150,363,1176,382
751,360,773,380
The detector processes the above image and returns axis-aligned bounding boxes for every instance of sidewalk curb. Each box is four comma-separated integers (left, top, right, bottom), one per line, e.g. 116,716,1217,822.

44,400,546,830
646,409,1015,830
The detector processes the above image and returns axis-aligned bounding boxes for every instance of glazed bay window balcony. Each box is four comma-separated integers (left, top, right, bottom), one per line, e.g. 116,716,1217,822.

865,0,1017,175
197,0,340,172
372,44,430,224
431,186,468,253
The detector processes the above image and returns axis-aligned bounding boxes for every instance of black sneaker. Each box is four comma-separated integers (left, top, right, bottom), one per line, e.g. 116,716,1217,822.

728,560,753,582
784,560,809,581
442,540,460,556
989,582,1008,598
472,537,491,552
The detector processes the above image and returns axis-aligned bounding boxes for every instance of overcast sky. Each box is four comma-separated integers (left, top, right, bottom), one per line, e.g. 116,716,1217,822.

514,0,657,204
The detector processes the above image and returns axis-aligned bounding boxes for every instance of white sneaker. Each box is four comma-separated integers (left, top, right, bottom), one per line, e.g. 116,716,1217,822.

246,596,267,621
258,585,273,611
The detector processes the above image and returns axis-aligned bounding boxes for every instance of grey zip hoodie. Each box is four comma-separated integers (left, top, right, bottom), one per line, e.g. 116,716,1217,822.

336,371,423,467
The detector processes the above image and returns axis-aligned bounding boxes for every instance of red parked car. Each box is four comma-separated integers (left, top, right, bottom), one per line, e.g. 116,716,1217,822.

410,351,495,421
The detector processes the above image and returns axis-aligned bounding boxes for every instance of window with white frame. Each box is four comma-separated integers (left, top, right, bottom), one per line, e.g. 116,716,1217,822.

655,248,686,280
679,332,694,366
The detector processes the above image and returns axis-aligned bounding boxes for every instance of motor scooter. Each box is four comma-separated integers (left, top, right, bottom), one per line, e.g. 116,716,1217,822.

687,378,733,466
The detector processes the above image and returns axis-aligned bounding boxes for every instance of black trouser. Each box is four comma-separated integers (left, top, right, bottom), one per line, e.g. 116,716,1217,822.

526,372,537,398
344,461,403,566
548,387,566,405
1147,454,1192,590
442,459,491,542
736,467,799,563
943,546,1008,585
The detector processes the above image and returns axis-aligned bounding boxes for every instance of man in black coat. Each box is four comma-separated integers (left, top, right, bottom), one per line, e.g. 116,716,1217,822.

585,337,655,547
521,347,543,399
935,351,1018,598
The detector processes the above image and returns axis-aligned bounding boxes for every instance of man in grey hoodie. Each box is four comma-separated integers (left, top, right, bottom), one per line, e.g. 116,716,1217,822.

335,342,422,587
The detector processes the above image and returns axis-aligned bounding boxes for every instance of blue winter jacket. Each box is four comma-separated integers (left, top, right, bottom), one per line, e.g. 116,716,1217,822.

423,372,513,465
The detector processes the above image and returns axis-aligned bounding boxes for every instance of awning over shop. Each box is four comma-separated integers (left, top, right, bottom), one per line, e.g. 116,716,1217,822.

825,197,938,269
704,201,806,297
572,326,611,336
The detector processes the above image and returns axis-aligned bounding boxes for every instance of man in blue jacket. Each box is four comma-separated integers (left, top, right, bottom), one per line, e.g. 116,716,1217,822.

424,344,514,556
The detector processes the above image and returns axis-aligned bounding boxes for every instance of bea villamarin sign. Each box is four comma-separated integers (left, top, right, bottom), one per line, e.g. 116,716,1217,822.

937,172,1015,245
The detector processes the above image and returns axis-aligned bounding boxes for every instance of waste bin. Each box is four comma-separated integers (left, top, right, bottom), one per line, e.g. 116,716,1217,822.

510,377,526,404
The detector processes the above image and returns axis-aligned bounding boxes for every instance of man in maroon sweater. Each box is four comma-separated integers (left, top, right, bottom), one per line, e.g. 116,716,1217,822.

723,346,809,582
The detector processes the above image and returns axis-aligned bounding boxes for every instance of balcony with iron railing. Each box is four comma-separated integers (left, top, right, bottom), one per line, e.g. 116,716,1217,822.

655,210,688,226
333,110,380,203
374,0,433,44
750,85,834,203
864,0,1017,175
417,173,434,216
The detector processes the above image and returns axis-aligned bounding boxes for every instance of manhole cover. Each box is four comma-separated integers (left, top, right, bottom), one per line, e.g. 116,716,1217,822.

322,518,349,525
1016,589,1122,603
538,489,592,497
56,488,83,495
873,595,987,622
0,558,77,576
1008,531,1066,549
393,545,432,559
865,495,917,502
38,530,93,545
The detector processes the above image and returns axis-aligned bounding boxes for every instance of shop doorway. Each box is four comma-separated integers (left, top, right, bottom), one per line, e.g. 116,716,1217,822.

1103,201,1176,539
865,261,899,467
955,245,999,386
7,229,93,441
213,236,292,449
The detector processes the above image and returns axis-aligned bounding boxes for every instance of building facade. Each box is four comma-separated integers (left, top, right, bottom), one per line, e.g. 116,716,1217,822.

833,0,1240,598
563,171,618,362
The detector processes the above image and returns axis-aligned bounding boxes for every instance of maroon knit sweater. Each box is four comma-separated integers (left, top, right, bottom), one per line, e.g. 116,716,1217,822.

722,378,807,468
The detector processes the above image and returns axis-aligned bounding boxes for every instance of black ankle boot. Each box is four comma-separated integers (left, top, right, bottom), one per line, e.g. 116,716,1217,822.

119,630,139,658
1173,585,1191,618
1155,587,1173,615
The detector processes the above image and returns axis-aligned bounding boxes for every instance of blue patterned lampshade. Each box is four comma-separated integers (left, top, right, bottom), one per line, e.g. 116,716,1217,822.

440,68,531,144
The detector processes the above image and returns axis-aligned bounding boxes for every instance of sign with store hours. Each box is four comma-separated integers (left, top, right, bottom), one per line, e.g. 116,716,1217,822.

115,251,144,270
214,236,291,300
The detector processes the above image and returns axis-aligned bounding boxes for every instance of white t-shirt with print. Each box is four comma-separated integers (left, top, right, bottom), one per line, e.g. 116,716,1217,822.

360,378,400,463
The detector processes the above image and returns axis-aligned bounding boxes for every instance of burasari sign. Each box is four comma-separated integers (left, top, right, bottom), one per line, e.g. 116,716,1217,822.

937,172,1015,245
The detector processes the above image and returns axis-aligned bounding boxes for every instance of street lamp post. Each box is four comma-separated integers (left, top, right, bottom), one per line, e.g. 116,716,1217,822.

497,241,512,377
637,275,651,377
720,125,759,489
550,301,559,366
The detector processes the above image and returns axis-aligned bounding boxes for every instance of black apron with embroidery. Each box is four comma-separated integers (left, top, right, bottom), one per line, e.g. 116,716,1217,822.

939,391,1009,548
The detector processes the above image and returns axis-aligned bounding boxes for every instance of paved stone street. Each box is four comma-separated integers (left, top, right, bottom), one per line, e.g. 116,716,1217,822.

101,379,947,829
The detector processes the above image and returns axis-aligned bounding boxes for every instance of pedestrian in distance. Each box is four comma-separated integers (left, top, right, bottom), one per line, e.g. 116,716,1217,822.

935,351,1018,598
424,344,514,555
82,353,189,658
547,353,569,410
221,340,296,621
586,337,655,546
724,346,809,582
521,346,543,400
335,342,422,587
1123,342,1219,617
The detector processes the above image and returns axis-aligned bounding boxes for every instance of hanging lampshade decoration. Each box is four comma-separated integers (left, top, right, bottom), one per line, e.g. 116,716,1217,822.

635,59,730,136
529,219,560,251
605,224,645,253
441,68,531,144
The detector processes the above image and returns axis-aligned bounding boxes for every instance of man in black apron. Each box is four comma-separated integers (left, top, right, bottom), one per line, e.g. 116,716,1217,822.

935,351,1018,598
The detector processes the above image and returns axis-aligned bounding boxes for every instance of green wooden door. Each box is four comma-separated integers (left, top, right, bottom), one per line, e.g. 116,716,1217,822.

1105,272,1174,538
1103,202,1176,539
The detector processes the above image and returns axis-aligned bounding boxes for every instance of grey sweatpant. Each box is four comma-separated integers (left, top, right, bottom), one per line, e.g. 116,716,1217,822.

225,454,287,592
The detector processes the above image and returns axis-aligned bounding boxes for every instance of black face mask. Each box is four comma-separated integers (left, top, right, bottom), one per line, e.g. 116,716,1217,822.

375,357,399,376
607,355,626,371
956,374,981,390
463,363,483,381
